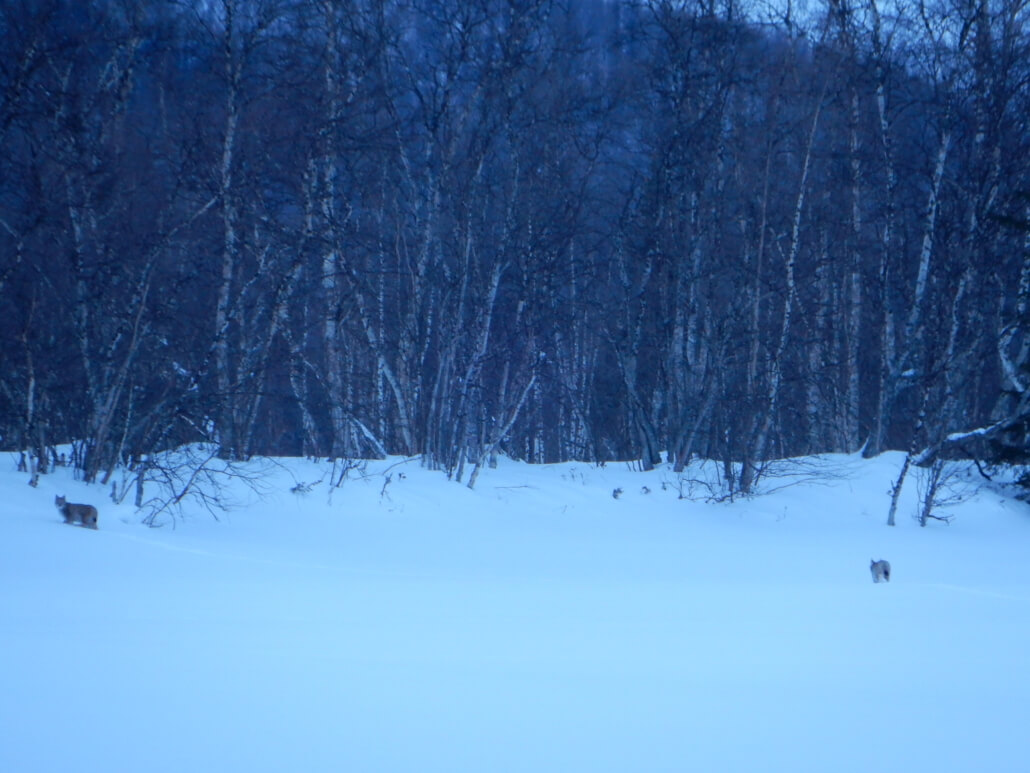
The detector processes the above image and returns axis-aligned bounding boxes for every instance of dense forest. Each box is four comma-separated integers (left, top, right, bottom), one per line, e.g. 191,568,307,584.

2,0,1029,493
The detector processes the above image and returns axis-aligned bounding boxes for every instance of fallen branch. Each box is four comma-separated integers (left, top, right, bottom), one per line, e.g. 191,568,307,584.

912,414,1027,467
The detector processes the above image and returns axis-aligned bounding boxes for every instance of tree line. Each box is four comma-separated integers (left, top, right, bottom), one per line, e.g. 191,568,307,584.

2,0,1028,493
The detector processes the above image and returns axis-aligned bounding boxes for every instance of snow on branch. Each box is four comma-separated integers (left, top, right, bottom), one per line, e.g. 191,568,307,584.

912,415,1024,466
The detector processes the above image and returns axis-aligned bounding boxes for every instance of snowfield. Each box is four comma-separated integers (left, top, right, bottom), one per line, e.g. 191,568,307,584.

2,451,1029,772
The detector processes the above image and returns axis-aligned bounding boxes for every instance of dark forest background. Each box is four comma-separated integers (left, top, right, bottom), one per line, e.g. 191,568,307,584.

2,0,1029,494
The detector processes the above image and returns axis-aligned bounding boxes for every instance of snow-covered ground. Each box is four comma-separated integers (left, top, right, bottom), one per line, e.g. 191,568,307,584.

2,451,1028,772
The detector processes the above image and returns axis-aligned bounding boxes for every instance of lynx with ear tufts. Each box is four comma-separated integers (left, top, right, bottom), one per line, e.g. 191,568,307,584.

55,495,98,530
870,559,890,583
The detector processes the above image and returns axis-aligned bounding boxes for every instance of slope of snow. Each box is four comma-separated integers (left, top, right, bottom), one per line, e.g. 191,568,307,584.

2,451,1028,772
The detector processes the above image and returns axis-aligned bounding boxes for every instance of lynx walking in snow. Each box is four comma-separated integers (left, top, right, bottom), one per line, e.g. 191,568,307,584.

870,559,890,583
55,495,98,530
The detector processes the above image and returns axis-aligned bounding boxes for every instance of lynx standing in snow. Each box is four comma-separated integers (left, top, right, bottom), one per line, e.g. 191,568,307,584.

55,495,98,530
870,559,890,583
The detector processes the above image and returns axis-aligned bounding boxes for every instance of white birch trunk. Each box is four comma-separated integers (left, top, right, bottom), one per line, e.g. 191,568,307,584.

903,129,951,354
864,0,898,457
744,91,823,491
215,0,241,459
322,243,349,458
845,88,863,451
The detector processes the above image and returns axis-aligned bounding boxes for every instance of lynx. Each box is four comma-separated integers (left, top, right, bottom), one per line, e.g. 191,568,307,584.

55,495,98,530
870,559,891,583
